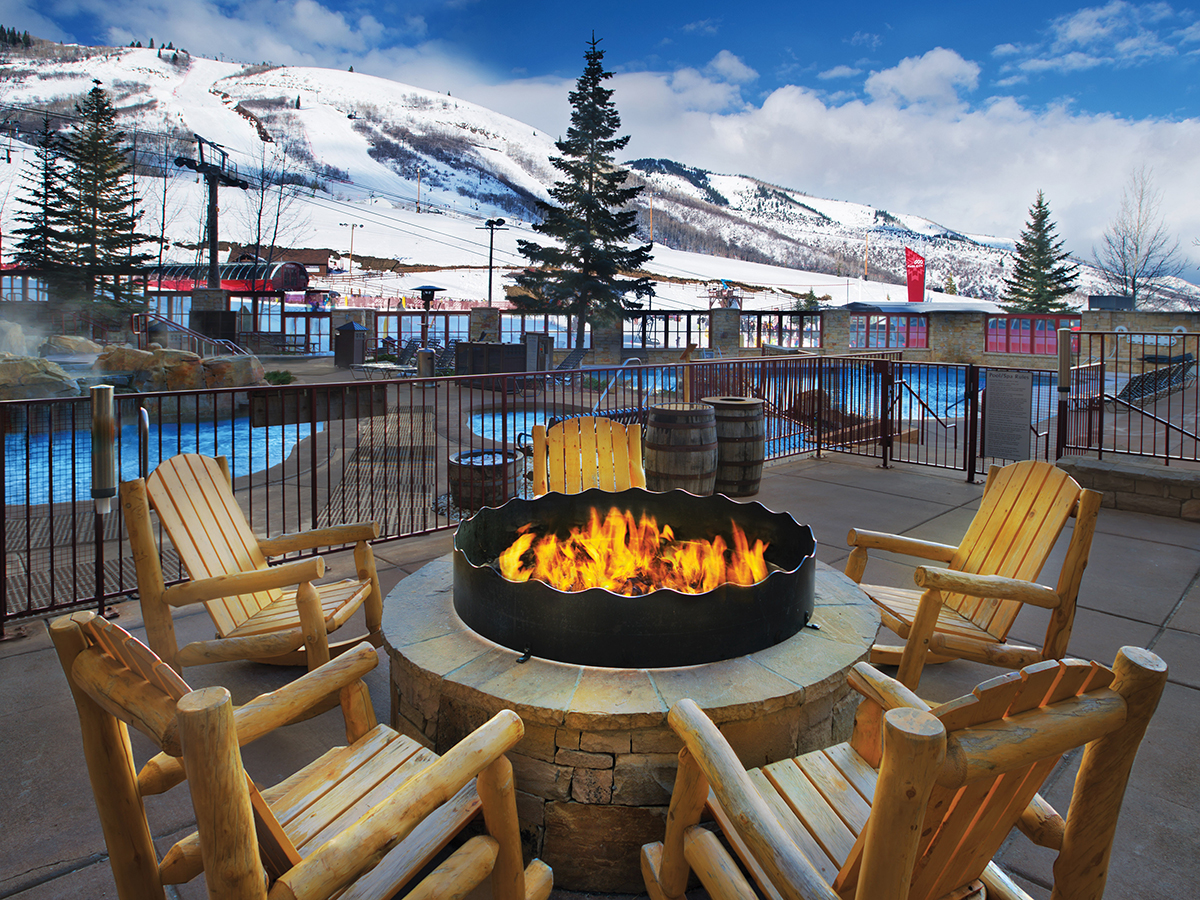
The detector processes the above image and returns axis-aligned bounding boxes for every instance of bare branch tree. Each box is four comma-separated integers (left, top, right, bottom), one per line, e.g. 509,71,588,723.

1094,167,1185,308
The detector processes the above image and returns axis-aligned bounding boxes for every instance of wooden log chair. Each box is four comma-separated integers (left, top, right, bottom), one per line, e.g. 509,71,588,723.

642,648,1167,900
51,611,554,900
122,452,384,674
531,416,645,495
845,459,1102,689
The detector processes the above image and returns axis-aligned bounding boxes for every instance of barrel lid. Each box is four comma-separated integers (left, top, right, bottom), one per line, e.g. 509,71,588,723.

702,396,764,406
650,402,712,411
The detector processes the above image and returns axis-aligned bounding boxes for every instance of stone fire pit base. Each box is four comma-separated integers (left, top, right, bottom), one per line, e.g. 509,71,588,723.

382,555,878,891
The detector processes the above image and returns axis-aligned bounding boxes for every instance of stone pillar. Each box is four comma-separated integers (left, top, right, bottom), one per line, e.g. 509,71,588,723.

822,308,851,352
710,308,742,357
469,307,501,342
591,320,623,365
189,288,228,312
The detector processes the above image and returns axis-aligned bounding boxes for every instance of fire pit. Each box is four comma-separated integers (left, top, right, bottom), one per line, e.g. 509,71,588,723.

453,488,815,667
383,507,878,890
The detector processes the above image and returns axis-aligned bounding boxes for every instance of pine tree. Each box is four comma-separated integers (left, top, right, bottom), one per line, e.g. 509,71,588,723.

943,273,957,295
12,116,69,273
1001,191,1079,312
59,85,151,309
512,36,653,345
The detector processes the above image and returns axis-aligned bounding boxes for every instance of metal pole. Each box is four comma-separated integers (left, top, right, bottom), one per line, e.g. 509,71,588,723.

207,173,220,288
1056,328,1071,460
487,225,496,307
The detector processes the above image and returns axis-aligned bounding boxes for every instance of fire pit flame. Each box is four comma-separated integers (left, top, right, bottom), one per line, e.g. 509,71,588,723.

497,506,769,595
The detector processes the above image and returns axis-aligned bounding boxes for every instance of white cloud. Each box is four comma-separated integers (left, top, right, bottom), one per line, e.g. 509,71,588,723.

864,47,980,106
681,19,720,35
705,50,757,84
849,31,882,50
818,64,862,80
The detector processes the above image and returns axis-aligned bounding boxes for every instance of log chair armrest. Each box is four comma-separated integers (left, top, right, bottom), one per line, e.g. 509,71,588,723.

232,642,379,739
913,568,1061,609
258,522,380,556
136,644,379,796
847,661,932,712
847,528,958,562
666,699,840,900
275,710,526,900
161,557,326,607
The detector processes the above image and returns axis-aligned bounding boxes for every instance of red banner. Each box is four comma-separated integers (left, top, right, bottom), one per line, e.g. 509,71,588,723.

905,248,926,303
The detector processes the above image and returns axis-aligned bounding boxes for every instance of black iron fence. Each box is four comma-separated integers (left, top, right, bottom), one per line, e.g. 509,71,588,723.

5,344,1199,633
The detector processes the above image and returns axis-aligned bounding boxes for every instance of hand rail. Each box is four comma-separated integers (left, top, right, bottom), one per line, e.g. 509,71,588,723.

130,313,248,357
592,358,645,413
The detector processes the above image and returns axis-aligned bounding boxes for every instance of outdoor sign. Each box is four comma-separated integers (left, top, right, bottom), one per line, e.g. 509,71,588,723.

984,369,1033,461
905,248,926,302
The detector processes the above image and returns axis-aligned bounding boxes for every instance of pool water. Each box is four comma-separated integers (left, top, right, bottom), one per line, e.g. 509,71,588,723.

5,417,325,506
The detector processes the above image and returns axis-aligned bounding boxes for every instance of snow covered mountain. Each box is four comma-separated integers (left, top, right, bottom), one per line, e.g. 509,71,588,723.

0,41,1129,305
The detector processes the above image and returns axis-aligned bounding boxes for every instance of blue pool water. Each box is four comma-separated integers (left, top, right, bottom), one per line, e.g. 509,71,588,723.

5,417,325,506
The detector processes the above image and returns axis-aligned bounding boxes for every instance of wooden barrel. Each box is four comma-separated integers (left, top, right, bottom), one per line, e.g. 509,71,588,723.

703,396,766,497
644,402,718,495
449,450,519,511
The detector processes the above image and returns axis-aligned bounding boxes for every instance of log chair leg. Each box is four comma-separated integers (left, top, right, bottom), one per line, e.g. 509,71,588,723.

896,589,943,689
50,613,167,900
845,546,869,583
656,747,709,900
356,540,383,636
295,581,331,672
477,755,526,900
177,686,267,900
853,708,945,900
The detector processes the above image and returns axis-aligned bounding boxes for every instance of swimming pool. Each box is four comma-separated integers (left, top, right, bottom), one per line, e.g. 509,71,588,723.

4,416,325,506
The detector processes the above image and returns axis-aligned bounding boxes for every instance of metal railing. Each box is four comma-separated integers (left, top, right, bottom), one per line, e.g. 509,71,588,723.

130,312,247,356
5,347,1200,633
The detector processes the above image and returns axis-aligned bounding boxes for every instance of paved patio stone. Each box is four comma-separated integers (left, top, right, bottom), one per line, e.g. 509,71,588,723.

5,453,1198,899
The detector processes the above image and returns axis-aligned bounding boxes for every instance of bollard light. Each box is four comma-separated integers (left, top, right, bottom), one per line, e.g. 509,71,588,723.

91,385,117,514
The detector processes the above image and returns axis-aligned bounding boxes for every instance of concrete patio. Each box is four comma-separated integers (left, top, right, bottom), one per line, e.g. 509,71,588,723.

2,453,1197,899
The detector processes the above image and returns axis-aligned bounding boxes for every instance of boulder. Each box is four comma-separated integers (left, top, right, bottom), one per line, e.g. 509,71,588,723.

204,355,266,388
0,320,30,356
43,335,104,355
94,346,155,371
0,358,80,400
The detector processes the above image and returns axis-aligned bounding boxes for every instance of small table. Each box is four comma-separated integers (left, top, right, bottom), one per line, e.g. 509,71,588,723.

383,555,878,892
349,363,419,380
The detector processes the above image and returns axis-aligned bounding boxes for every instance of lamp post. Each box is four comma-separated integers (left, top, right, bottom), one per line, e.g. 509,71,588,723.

413,284,445,347
477,218,507,306
339,222,363,286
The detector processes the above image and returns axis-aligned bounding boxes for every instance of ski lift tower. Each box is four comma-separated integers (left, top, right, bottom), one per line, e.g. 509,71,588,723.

705,280,744,309
175,135,249,288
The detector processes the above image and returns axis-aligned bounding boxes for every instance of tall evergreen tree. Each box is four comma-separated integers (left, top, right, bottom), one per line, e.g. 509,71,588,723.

512,36,653,346
12,116,69,273
60,84,151,308
1001,191,1079,312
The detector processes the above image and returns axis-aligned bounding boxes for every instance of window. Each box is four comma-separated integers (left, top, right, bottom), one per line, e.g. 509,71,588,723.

986,316,1080,354
849,314,928,349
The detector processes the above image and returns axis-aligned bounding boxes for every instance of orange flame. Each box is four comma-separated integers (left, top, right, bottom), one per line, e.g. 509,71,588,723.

497,506,769,595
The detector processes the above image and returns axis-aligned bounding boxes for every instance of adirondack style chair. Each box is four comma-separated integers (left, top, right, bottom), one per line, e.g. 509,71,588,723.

52,611,554,900
642,648,1166,900
531,416,645,495
121,452,383,673
845,459,1102,688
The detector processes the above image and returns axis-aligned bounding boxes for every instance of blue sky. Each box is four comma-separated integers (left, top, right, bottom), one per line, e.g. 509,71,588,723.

4,0,1199,277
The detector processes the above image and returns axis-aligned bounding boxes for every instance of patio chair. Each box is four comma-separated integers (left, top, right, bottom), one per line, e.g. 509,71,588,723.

395,338,423,366
643,648,1166,900
531,415,645,495
52,611,553,900
845,459,1102,688
121,452,383,674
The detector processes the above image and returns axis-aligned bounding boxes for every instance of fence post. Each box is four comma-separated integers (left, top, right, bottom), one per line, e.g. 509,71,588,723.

1056,328,1071,461
965,365,980,482
815,357,824,457
309,385,319,531
879,359,894,469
